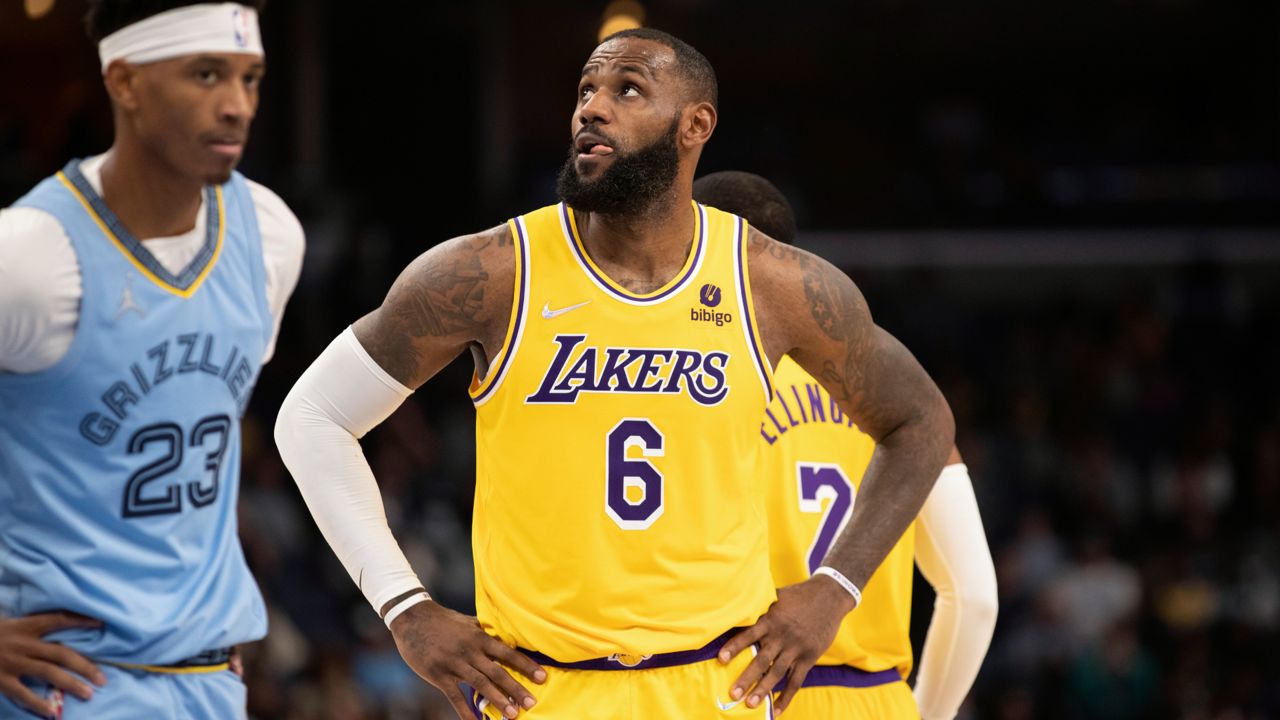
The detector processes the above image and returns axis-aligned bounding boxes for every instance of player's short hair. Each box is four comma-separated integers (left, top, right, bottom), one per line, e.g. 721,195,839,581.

693,171,797,244
601,28,718,111
85,0,268,42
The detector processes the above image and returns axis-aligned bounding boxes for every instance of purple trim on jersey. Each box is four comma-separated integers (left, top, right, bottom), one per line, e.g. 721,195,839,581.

774,665,901,691
472,217,528,404
464,685,483,719
560,202,706,304
519,629,738,671
734,215,774,401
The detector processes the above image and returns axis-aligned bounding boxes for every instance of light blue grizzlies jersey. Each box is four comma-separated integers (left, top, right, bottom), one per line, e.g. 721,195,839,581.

0,159,271,664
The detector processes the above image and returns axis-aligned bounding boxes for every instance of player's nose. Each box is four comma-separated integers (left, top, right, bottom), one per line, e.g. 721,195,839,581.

578,90,612,126
217,83,255,124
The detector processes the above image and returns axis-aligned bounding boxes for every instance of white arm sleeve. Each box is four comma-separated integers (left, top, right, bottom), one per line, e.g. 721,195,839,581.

273,327,425,614
246,179,305,364
912,463,999,720
2,165,304,373
0,207,82,373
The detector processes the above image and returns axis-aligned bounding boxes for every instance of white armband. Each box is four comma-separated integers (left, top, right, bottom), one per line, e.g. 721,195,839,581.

274,327,426,615
814,566,863,609
383,591,431,629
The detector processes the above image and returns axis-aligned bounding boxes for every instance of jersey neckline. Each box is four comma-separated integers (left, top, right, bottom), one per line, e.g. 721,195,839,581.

57,159,224,299
559,201,707,305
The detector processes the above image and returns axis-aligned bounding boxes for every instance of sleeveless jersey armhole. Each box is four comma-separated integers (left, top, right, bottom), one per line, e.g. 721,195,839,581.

470,218,529,405
227,173,273,353
733,217,775,403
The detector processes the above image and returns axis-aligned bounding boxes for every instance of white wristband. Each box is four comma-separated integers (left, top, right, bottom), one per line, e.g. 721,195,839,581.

383,591,430,629
815,566,863,608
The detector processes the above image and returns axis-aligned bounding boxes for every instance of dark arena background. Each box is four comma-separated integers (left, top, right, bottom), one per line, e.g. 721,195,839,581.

3,1,1279,718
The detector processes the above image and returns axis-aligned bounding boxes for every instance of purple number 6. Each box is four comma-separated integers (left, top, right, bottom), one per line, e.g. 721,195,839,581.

797,463,856,574
606,418,665,530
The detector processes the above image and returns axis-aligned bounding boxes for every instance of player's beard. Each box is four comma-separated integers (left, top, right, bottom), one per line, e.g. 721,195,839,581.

556,116,680,216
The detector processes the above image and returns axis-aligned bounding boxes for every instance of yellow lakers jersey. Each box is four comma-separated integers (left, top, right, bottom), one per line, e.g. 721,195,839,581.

762,355,916,677
470,202,776,662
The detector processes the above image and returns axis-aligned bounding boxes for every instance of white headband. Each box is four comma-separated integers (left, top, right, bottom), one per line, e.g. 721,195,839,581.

98,3,264,73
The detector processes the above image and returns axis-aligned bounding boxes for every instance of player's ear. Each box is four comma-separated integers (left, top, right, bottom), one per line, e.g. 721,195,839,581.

102,61,141,112
681,101,717,150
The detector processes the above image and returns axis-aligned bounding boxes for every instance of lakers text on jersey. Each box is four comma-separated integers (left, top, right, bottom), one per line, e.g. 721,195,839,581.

469,202,776,663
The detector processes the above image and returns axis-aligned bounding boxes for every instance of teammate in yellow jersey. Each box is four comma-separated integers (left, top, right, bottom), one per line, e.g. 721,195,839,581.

694,171,999,719
276,29,955,719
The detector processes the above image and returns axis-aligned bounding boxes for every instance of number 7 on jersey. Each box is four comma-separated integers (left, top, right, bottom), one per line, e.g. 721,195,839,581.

797,462,857,574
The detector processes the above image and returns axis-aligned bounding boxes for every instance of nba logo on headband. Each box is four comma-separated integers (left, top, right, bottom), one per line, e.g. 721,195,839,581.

97,3,265,72
232,7,251,49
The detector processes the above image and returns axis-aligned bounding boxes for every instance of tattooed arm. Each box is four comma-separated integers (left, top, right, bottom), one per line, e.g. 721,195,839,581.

721,229,955,715
275,225,546,720
768,232,954,592
353,225,514,387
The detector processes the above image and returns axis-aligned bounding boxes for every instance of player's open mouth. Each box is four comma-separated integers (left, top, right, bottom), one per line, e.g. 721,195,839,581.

575,132,614,157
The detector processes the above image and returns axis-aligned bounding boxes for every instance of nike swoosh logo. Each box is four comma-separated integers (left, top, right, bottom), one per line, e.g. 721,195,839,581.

716,697,742,711
542,300,591,319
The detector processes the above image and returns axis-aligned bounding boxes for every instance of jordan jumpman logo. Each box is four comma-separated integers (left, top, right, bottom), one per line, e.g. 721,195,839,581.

115,273,147,320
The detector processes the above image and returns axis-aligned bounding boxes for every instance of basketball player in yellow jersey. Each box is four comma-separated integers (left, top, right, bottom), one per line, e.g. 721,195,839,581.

276,29,955,719
694,171,999,719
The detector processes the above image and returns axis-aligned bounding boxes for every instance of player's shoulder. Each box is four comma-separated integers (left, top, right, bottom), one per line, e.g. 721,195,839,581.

430,222,515,269
744,225,828,314
394,222,516,314
0,207,76,286
0,207,78,365
745,226,825,277
744,225,870,358
241,177,305,256
241,176,295,220
0,204,69,243
357,221,516,385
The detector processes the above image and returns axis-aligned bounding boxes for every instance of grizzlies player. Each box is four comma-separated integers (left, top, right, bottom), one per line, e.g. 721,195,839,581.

275,29,953,719
694,171,998,719
0,2,303,718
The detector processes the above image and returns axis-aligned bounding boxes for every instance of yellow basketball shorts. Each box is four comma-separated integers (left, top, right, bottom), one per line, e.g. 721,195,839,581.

782,666,918,720
469,632,772,719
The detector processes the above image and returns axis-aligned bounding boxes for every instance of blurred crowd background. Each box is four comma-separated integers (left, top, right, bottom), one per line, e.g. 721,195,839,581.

3,0,1278,718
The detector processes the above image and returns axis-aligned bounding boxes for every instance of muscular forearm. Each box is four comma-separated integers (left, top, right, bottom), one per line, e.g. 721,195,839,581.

782,267,956,593
273,328,423,613
913,463,998,719
820,389,953,591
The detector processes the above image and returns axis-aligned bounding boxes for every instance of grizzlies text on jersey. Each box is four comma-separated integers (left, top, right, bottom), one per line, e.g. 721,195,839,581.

0,159,271,664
